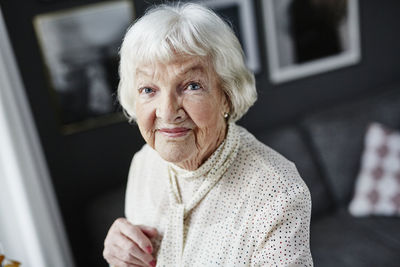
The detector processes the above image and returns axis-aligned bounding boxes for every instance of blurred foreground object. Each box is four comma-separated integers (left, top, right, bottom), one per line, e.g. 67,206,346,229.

0,244,21,267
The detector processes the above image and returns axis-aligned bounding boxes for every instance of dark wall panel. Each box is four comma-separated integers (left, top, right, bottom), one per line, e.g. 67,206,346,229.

243,0,400,132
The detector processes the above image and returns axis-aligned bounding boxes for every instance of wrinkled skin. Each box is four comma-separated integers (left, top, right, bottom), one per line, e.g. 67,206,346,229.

134,56,229,170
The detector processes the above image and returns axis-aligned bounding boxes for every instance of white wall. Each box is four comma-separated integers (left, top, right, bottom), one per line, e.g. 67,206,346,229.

0,6,75,267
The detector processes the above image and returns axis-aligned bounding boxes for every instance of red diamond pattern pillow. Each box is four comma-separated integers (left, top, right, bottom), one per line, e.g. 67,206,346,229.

349,122,400,216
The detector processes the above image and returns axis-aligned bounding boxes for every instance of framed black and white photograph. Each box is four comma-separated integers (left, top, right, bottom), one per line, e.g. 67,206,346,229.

262,0,361,83
33,0,134,134
199,0,260,73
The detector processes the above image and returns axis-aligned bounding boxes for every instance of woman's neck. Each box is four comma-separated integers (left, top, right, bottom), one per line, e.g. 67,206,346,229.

177,124,227,171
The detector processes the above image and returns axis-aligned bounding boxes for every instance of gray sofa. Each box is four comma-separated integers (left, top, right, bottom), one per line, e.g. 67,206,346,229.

88,85,400,266
260,84,400,266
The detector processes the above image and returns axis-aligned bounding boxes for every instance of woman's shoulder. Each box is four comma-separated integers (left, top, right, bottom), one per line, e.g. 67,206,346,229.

236,124,294,168
235,124,309,196
131,144,163,165
128,144,167,179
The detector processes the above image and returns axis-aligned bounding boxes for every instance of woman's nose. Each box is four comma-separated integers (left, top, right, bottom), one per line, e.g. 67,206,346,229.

156,91,185,123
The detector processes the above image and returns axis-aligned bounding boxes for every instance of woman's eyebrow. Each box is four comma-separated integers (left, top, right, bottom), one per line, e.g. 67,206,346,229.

178,60,207,74
179,65,206,77
136,68,153,77
136,64,205,77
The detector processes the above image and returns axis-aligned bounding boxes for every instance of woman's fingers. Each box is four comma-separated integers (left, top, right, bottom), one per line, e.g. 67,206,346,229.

110,232,154,265
117,218,155,254
103,218,157,267
105,244,149,266
138,225,158,239
106,253,147,267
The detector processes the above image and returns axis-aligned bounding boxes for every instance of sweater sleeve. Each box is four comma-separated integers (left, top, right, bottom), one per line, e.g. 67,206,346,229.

251,166,313,266
124,153,138,221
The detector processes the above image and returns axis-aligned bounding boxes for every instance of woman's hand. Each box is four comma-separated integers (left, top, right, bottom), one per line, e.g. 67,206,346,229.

103,218,158,267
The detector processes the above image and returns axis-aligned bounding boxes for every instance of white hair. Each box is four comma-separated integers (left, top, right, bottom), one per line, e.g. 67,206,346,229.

118,2,257,122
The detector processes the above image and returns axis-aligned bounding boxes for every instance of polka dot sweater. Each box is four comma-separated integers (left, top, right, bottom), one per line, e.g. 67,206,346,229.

125,123,313,266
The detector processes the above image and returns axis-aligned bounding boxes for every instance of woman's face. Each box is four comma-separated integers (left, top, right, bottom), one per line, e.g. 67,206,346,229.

134,56,229,170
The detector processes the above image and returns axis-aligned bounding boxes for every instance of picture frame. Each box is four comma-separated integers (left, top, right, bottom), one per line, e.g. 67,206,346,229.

262,0,361,84
33,0,135,134
199,0,261,73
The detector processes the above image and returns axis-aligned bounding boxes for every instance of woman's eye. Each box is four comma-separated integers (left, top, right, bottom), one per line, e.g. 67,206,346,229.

187,82,202,91
140,87,154,94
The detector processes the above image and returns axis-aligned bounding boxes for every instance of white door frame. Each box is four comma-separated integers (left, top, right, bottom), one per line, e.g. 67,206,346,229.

0,5,75,267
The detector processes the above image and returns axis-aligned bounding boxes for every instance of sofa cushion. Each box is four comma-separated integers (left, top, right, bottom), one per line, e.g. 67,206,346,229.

302,85,400,207
257,125,333,217
362,215,400,248
311,209,400,267
349,122,400,216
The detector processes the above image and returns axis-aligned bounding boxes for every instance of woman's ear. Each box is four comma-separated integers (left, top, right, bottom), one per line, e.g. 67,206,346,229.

221,91,231,115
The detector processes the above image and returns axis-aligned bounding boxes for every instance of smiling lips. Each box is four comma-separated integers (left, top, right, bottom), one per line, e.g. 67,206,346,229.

158,127,191,138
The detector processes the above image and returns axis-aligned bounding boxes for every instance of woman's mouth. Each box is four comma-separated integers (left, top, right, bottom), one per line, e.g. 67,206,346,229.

158,127,191,138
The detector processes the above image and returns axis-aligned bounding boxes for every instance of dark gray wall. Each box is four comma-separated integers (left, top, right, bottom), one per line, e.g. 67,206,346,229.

1,0,399,266
246,0,400,132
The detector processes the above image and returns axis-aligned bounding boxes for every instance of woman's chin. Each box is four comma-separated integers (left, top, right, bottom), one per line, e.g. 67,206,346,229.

155,140,196,166
159,151,193,167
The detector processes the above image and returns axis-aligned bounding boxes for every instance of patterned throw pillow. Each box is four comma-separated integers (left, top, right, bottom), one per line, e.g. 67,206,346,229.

349,122,400,216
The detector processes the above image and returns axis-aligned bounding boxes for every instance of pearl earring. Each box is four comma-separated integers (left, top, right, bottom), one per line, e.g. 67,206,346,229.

224,113,229,119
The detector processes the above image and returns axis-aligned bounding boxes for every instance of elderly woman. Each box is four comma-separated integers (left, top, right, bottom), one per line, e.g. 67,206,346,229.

103,3,312,267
